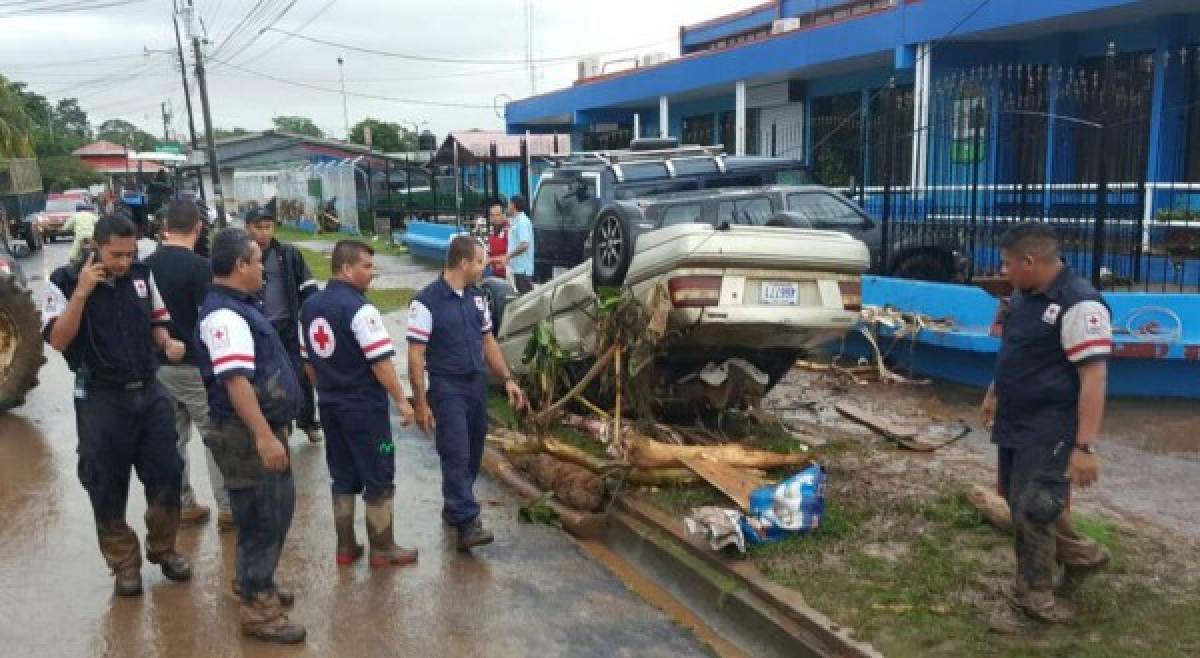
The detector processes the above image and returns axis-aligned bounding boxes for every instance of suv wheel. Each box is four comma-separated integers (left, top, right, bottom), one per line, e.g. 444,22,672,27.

891,250,955,282
591,210,633,288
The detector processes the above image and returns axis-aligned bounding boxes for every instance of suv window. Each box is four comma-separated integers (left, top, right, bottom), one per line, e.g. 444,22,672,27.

717,197,775,225
661,203,705,226
533,179,598,229
614,180,699,200
787,193,870,228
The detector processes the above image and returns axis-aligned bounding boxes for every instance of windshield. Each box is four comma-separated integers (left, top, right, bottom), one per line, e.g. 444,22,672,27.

532,179,598,229
45,200,78,213
786,193,870,228
772,168,816,185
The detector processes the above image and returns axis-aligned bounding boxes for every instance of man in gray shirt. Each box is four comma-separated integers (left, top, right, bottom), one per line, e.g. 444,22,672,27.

245,200,323,442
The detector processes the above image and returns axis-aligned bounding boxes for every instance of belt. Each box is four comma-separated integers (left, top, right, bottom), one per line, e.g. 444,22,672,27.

92,377,155,391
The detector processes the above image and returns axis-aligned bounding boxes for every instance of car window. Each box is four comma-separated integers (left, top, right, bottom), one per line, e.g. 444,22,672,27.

613,180,700,200
773,168,816,185
786,193,870,228
660,203,705,227
45,200,76,212
532,179,598,229
717,197,774,225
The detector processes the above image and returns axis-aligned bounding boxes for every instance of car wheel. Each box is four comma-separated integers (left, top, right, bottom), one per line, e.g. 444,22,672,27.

891,250,955,282
591,210,633,288
0,273,45,412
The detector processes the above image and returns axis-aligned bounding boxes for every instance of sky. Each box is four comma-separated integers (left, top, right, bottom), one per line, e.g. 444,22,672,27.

0,0,765,143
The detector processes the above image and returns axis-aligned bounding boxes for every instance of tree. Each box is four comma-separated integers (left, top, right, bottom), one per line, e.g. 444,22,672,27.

55,98,91,140
39,155,105,192
272,116,323,138
1,80,91,157
0,75,35,157
349,118,415,152
213,126,252,140
96,119,158,152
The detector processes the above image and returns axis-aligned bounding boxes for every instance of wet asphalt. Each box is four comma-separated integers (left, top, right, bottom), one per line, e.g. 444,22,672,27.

0,241,711,658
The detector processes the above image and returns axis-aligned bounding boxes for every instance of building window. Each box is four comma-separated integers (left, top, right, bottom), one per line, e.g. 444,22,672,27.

682,114,716,146
868,85,914,187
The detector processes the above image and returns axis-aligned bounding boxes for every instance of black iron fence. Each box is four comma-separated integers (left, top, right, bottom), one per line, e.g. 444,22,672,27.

754,45,1200,292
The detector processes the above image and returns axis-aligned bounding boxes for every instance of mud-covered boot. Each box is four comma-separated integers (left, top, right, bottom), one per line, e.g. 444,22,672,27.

113,568,143,597
456,518,495,552
144,503,190,581
147,550,193,582
365,498,418,567
98,520,143,596
333,494,364,566
1056,515,1111,597
240,592,306,644
232,579,294,607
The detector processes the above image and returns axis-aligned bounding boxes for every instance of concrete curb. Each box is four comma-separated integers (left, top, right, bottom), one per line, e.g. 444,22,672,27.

479,445,882,658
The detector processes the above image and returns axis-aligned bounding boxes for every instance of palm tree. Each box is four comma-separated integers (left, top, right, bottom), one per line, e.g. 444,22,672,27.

0,75,35,158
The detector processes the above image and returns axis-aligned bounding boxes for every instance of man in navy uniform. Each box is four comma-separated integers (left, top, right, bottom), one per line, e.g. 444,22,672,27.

407,235,527,551
196,228,305,644
982,222,1111,631
42,214,192,597
300,240,418,568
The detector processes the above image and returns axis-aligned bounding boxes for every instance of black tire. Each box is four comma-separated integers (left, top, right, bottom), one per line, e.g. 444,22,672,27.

591,209,634,288
0,275,45,412
891,250,955,282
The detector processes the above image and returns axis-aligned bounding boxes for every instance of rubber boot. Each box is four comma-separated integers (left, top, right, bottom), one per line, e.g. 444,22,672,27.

145,503,191,581
333,494,364,566
98,520,143,595
240,592,306,644
365,497,418,567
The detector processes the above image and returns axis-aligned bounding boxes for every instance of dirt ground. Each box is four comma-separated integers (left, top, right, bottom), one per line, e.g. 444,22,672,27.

646,365,1200,657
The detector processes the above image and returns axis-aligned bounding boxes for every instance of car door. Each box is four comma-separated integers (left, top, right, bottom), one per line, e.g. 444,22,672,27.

532,173,601,276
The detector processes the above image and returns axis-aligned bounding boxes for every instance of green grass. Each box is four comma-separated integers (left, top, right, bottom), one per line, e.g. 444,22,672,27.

275,224,409,257
293,244,415,313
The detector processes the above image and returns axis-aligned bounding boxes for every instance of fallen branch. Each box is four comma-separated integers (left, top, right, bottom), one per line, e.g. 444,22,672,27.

626,431,812,470
535,344,617,424
480,448,606,538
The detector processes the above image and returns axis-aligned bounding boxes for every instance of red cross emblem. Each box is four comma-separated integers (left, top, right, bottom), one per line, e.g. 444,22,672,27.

214,328,225,340
308,317,336,358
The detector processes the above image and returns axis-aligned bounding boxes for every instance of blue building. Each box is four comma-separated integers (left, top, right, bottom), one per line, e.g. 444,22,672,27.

506,0,1200,289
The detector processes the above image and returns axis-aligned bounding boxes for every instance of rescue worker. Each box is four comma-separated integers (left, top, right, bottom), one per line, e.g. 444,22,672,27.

982,222,1112,632
407,235,527,551
244,198,323,443
42,214,192,597
300,241,419,567
146,199,233,531
196,228,305,644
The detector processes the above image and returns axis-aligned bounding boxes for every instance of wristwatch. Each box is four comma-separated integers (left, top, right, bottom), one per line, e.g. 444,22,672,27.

1075,443,1098,454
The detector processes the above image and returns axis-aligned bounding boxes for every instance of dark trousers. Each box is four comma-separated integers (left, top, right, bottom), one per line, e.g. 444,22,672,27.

321,400,395,503
278,325,319,430
513,274,534,294
998,441,1072,592
74,383,183,571
216,422,295,601
429,373,488,528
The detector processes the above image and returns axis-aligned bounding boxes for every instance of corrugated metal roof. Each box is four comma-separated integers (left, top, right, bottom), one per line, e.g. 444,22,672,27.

72,140,128,156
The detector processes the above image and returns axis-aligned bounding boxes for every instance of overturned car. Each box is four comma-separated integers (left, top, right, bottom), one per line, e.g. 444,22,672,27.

481,222,869,410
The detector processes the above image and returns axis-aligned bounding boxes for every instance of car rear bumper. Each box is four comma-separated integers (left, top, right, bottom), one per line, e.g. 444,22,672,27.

667,306,859,349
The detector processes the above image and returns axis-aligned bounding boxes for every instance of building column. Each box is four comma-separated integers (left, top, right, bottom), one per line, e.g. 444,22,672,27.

911,42,932,190
659,96,669,138
735,80,747,156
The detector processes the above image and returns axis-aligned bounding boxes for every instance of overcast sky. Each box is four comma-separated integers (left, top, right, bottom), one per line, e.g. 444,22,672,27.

0,0,764,142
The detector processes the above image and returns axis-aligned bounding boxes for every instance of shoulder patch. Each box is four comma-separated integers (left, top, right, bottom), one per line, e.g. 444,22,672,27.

474,295,486,313
1042,303,1061,324
133,279,148,298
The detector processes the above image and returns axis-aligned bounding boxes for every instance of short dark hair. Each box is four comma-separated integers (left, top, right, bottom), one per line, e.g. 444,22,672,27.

446,234,481,268
509,194,528,214
487,199,506,214
999,222,1060,261
166,199,201,234
331,240,373,272
211,227,256,276
94,215,137,245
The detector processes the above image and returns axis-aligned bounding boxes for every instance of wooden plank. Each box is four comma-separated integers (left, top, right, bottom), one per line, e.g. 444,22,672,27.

835,402,919,440
681,456,772,512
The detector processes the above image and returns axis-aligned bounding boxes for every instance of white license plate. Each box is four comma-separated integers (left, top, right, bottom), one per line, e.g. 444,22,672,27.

761,282,799,305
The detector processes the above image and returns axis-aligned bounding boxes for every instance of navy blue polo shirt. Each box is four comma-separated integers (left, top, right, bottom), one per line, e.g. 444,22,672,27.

993,266,1112,448
300,279,396,407
405,276,492,377
195,284,302,427
42,262,172,385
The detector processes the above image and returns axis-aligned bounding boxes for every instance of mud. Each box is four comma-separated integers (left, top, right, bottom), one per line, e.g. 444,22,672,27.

0,242,711,657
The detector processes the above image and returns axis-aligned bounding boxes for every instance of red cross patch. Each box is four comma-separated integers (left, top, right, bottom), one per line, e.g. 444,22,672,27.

308,317,336,359
1085,312,1104,336
210,325,231,350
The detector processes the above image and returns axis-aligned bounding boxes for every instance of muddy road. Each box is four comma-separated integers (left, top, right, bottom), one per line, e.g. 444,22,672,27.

0,242,710,657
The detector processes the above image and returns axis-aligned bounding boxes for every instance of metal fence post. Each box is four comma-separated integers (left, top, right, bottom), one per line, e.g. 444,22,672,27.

519,137,531,201
771,123,778,158
489,141,500,202
881,83,897,274
968,103,984,281
1091,43,1116,288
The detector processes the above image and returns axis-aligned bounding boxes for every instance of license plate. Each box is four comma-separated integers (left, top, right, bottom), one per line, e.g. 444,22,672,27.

761,282,799,305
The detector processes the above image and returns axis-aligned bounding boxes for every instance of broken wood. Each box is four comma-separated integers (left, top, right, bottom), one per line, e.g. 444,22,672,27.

626,431,812,470
835,402,969,452
681,457,772,512
511,453,605,512
535,344,617,424
480,448,606,538
966,483,1013,533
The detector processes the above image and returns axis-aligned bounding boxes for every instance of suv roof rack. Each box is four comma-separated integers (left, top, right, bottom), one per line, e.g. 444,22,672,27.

553,144,728,182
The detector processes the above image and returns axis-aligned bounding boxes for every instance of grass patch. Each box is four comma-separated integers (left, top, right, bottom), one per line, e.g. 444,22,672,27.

487,392,519,429
293,244,414,313
276,224,408,256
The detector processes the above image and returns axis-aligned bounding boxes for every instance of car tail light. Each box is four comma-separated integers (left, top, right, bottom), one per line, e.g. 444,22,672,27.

0,261,10,275
668,276,721,308
838,280,862,311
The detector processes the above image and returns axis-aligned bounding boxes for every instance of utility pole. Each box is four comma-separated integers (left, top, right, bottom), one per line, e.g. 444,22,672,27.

161,101,171,141
172,1,200,151
185,4,227,227
337,56,349,138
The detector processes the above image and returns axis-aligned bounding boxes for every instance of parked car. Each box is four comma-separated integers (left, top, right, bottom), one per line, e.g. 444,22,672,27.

585,185,968,286
531,138,817,279
34,195,89,243
0,236,44,411
481,222,870,410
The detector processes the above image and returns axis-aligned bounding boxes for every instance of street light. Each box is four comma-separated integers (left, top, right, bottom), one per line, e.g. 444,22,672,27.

337,56,349,139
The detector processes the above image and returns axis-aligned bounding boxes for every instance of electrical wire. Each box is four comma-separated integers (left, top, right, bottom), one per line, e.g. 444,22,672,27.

230,0,337,67
0,0,145,17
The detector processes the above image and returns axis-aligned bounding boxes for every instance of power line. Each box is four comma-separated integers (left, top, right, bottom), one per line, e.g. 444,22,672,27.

0,51,151,69
220,0,299,65
263,27,673,65
0,0,146,18
232,0,337,67
208,57,497,108
209,62,534,83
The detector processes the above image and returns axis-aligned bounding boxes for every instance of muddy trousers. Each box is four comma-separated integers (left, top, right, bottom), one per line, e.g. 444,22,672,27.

320,401,395,503
156,364,230,513
998,442,1104,592
228,469,296,602
429,373,488,528
74,383,183,572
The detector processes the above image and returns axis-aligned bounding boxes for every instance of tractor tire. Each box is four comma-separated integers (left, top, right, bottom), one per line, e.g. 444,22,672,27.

0,275,45,412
